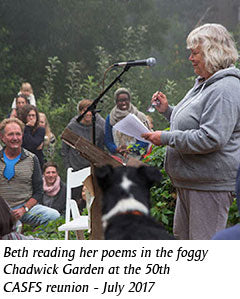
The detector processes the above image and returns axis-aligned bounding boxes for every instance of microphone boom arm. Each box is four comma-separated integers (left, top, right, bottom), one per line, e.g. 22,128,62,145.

76,65,131,144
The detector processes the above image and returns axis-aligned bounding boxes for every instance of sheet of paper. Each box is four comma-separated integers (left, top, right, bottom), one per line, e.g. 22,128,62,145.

113,113,151,143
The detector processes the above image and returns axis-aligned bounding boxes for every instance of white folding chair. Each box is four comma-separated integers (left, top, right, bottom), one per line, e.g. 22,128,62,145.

58,167,91,240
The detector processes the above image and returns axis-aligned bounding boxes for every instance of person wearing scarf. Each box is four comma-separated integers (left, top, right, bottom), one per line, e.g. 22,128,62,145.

104,87,149,158
41,161,66,215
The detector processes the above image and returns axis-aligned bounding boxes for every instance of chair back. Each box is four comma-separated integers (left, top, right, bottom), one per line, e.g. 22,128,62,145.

64,167,91,238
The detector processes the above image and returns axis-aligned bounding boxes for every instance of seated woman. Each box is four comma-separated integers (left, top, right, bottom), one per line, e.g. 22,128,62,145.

39,112,56,161
104,88,149,159
41,161,66,215
0,195,37,240
19,104,45,168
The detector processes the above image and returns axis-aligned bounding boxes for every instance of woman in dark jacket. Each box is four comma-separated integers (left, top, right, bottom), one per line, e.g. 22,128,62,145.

19,104,45,168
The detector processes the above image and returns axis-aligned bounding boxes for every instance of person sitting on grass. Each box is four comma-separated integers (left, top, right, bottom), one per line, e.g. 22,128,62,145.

0,118,60,228
0,195,38,240
41,161,66,216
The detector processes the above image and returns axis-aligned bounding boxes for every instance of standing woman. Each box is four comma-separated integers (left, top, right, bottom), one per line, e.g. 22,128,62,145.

39,112,56,161
10,82,36,118
142,23,240,240
19,104,45,168
10,94,29,119
104,87,150,158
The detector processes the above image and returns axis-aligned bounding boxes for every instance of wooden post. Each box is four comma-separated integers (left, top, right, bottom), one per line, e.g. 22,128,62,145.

61,128,122,240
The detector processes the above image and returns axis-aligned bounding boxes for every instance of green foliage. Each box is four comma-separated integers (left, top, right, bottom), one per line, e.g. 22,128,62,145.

22,217,76,240
22,212,90,240
227,198,240,227
94,25,160,119
0,26,22,119
142,145,176,233
42,56,61,99
1,1,239,240
0,0,169,110
34,23,164,181
65,61,82,102
144,142,239,234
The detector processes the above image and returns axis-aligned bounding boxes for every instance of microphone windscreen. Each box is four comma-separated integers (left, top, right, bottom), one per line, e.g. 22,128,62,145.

147,57,156,67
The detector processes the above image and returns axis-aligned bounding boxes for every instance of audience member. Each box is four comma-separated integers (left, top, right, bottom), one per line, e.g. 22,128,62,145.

39,112,56,161
104,87,149,159
0,118,60,227
61,99,105,170
41,161,66,215
10,94,29,118
19,104,45,168
0,195,38,240
75,185,88,213
81,185,94,212
61,99,105,204
10,82,36,118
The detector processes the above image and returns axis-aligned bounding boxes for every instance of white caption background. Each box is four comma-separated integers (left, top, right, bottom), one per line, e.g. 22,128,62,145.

0,240,239,299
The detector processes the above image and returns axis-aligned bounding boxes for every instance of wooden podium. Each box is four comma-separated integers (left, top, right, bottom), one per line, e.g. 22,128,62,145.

62,128,146,239
61,128,122,240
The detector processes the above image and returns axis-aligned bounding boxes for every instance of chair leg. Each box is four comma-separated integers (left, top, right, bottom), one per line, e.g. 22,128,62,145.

65,231,69,240
75,230,85,240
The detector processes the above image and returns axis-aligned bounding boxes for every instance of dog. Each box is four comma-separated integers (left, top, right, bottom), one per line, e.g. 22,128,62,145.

95,165,174,240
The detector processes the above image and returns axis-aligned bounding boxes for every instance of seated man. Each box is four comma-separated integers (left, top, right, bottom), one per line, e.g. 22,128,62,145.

0,118,60,227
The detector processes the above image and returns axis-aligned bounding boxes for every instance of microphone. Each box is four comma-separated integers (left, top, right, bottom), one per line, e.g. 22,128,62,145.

113,57,156,68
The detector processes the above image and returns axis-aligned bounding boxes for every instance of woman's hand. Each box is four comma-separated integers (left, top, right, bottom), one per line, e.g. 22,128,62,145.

151,91,169,113
26,119,36,127
37,142,44,150
10,109,17,118
141,131,162,146
12,207,26,220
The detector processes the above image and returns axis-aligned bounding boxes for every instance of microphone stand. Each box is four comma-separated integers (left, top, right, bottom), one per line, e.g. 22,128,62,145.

77,65,131,145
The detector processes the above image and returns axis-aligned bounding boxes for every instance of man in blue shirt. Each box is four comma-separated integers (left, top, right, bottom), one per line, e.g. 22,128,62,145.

0,118,60,227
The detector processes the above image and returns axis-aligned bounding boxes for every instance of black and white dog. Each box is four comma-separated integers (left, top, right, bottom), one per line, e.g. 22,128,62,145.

95,165,174,240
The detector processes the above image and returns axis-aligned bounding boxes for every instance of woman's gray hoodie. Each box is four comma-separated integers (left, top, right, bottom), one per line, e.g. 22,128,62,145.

161,66,240,191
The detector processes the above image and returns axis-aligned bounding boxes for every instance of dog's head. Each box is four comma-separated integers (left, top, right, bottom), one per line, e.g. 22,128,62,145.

95,165,162,225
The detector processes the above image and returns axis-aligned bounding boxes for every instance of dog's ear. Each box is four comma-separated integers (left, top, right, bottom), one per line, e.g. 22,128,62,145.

94,165,114,190
138,166,162,187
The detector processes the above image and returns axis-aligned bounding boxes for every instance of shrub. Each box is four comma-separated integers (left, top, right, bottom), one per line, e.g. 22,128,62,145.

144,143,239,234
142,145,176,233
